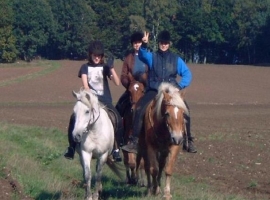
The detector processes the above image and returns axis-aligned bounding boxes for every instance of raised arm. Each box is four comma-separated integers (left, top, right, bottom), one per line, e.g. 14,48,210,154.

105,57,120,86
138,31,153,69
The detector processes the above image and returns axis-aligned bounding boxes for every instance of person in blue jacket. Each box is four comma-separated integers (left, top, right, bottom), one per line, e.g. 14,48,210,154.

121,30,197,154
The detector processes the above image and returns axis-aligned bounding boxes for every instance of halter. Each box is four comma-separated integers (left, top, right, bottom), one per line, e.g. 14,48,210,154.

77,99,101,134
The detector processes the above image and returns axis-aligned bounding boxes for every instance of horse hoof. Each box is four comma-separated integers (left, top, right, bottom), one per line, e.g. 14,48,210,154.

163,194,172,200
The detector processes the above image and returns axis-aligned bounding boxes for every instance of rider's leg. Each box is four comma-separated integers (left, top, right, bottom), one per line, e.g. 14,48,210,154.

107,104,123,162
115,90,130,117
121,90,157,153
183,101,197,153
64,113,76,159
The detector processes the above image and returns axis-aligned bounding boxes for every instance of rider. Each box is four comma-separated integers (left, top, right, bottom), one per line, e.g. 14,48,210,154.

121,30,197,154
64,40,123,162
115,31,148,116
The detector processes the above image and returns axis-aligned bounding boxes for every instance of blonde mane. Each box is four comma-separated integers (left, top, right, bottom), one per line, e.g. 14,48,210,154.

154,82,189,121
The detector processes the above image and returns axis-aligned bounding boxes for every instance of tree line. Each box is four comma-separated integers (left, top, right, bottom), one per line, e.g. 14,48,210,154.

1,0,270,65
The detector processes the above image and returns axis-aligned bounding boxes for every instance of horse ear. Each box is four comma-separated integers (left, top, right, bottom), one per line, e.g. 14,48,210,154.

72,90,79,99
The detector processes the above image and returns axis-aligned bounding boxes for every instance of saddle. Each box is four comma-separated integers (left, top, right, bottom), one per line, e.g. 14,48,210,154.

104,107,118,133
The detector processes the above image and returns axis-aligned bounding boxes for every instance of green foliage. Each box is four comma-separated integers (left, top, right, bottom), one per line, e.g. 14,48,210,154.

1,0,270,64
12,0,55,61
0,0,17,62
46,0,98,59
0,26,17,63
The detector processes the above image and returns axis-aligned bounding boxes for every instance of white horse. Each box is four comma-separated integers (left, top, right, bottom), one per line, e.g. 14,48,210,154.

72,89,121,200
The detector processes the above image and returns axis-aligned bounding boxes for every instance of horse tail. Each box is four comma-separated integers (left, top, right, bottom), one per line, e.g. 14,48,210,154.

106,157,124,180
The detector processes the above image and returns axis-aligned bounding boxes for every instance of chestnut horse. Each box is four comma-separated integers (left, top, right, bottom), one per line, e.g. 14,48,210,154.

137,82,189,199
122,81,145,186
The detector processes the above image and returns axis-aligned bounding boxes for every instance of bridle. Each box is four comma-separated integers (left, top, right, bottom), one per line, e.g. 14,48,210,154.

77,99,101,134
148,100,187,144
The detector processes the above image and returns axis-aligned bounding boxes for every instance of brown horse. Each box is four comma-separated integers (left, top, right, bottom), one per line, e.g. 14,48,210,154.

122,81,145,185
137,82,189,199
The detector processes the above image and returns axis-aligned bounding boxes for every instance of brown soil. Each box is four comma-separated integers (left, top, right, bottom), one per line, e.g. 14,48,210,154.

0,60,269,200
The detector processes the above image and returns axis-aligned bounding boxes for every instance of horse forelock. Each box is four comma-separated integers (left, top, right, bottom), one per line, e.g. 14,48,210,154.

155,83,189,119
170,91,189,116
79,90,99,109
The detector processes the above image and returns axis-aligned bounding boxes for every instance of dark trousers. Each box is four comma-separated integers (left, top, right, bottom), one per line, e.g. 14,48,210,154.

67,113,76,149
183,101,192,140
132,90,157,138
132,90,193,140
115,90,130,117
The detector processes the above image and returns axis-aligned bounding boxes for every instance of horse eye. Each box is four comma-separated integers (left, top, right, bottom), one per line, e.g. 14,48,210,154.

164,112,169,118
85,110,90,114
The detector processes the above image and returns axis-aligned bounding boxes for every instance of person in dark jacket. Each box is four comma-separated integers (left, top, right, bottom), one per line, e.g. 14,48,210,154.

64,40,123,162
115,31,148,116
121,30,197,154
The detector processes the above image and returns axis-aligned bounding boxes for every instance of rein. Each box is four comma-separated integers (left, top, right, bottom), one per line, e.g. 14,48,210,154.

77,99,101,133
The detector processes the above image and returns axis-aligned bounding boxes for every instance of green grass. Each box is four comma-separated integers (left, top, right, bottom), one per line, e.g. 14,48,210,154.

0,122,248,200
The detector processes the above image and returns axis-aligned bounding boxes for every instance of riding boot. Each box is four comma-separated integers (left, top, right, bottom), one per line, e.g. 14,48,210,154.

122,90,156,154
121,114,141,154
121,136,138,154
112,140,122,162
113,116,124,162
183,114,197,153
64,114,76,160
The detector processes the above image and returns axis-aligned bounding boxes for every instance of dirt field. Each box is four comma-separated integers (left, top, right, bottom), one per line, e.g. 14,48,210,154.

0,60,269,200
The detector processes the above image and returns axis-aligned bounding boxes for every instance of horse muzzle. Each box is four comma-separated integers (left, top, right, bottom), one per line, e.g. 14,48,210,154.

171,136,184,145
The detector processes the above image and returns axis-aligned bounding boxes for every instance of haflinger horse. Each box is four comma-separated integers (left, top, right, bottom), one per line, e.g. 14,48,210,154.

137,82,189,200
122,81,145,186
72,89,122,200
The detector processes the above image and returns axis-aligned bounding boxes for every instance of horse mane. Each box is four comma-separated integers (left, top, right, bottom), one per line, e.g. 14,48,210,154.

155,82,189,121
78,89,105,109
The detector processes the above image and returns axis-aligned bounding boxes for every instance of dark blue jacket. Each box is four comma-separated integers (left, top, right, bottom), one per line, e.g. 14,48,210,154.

139,47,192,90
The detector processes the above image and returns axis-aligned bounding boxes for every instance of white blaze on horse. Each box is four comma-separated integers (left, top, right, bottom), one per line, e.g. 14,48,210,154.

137,82,189,200
122,81,145,186
72,89,121,200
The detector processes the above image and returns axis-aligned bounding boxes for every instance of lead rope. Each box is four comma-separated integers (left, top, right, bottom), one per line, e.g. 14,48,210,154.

85,106,100,133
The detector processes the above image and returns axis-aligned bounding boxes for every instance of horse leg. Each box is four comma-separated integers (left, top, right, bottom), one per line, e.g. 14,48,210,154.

129,152,137,185
138,158,146,187
157,152,168,197
125,167,131,184
123,151,132,184
138,147,151,196
135,144,146,187
80,151,92,200
163,145,180,200
147,146,160,196
93,153,107,200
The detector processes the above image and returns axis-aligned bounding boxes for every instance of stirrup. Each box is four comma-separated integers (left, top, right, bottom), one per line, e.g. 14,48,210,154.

112,149,122,162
